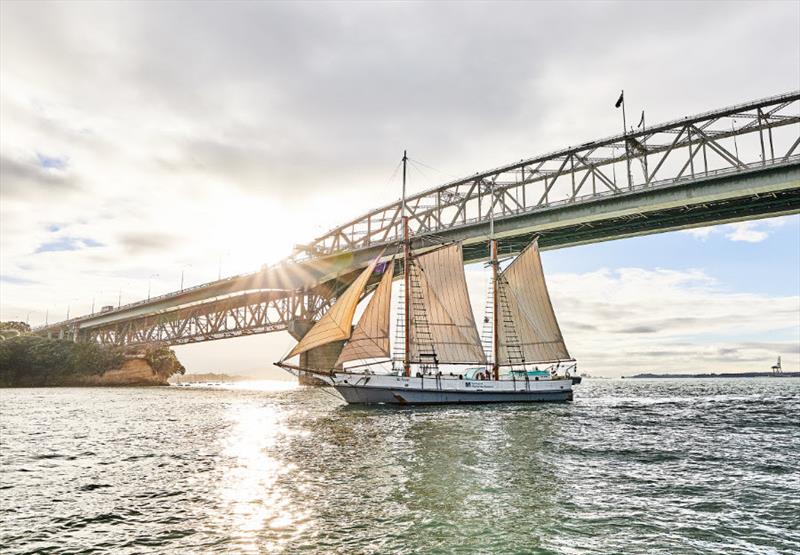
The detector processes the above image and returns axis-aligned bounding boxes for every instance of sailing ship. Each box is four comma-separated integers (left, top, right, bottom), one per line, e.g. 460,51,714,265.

276,153,578,405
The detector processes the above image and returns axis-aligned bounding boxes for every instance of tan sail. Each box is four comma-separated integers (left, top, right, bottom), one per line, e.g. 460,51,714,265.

409,243,486,365
335,262,394,365
496,239,570,364
285,254,382,360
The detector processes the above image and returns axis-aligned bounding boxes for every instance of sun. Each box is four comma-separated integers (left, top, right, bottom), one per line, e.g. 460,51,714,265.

212,194,304,276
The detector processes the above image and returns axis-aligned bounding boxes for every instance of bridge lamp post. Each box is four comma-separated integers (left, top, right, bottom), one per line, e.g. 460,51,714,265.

117,283,131,308
93,289,107,314
180,265,192,291
217,252,230,281
148,274,160,300
65,296,79,320
118,281,135,307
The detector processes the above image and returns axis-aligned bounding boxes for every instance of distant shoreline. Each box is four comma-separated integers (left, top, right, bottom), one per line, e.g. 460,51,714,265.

169,373,263,384
626,372,800,379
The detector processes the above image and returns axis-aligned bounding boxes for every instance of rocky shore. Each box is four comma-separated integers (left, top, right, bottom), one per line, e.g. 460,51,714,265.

68,346,186,386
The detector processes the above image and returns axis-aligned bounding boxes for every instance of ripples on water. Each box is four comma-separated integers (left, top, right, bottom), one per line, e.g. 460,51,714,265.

1,379,798,554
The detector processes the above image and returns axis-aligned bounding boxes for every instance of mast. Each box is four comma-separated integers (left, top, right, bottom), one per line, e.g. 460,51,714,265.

402,150,411,377
495,238,571,365
491,238,499,380
490,184,499,380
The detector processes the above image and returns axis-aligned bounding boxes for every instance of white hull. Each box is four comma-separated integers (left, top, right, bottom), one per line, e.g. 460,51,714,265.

331,373,573,405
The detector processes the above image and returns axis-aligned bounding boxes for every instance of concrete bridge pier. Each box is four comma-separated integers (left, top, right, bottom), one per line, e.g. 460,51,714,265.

287,320,345,386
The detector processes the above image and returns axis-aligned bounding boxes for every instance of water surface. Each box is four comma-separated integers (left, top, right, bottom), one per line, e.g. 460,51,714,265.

1,378,798,554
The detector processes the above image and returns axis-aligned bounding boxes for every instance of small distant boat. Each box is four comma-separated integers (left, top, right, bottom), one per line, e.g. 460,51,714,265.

277,153,578,405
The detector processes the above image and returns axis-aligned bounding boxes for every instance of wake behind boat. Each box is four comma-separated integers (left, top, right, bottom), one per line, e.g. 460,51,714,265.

276,152,579,405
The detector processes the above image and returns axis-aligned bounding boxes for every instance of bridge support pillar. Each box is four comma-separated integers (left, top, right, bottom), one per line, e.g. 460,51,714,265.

287,320,345,386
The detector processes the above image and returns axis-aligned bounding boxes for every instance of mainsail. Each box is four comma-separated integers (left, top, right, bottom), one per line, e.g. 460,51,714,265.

409,243,486,365
284,254,382,360
335,261,394,365
496,239,570,365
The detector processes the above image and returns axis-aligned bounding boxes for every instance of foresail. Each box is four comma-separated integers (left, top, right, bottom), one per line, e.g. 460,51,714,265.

335,261,394,365
496,239,570,364
409,244,486,365
284,254,382,360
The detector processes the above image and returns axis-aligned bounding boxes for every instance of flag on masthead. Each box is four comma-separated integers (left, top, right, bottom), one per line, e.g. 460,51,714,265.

615,91,624,108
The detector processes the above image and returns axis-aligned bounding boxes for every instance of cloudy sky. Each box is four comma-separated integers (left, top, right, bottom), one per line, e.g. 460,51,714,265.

1,1,798,377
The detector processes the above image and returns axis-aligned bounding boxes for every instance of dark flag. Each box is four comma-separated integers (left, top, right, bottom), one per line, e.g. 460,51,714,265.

637,110,645,128
615,91,624,108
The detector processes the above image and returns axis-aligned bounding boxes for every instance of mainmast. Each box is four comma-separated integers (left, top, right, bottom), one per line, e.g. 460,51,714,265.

402,150,411,378
491,239,499,381
490,186,499,381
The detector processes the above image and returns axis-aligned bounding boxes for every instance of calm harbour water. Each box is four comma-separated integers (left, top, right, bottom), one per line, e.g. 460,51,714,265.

1,378,798,555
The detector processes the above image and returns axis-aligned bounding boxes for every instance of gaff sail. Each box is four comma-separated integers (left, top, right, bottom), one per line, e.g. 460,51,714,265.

409,244,487,365
335,261,394,365
496,239,570,365
284,253,383,360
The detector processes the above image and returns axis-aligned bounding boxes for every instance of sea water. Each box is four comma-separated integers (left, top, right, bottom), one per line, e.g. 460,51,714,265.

1,378,798,554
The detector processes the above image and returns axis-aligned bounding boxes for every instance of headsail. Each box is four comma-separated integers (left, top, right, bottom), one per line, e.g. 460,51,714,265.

335,261,394,365
409,243,486,365
496,239,570,365
284,253,383,360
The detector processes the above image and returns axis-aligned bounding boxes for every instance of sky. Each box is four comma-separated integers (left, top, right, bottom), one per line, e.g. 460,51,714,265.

1,1,798,377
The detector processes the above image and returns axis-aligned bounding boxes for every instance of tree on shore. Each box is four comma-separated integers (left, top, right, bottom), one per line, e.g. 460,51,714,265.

0,321,31,341
0,321,185,386
0,335,126,387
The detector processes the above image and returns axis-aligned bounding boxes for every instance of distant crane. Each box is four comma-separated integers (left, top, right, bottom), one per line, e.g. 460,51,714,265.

771,356,783,376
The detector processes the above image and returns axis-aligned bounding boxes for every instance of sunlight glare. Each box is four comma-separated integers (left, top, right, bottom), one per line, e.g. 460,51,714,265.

218,402,308,552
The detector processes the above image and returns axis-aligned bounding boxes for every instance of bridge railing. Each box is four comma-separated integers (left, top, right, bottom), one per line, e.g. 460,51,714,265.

448,155,800,234
296,92,800,259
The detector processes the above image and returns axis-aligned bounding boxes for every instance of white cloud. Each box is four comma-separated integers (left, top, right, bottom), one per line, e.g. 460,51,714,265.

681,216,791,243
726,222,769,243
682,226,715,240
547,267,799,376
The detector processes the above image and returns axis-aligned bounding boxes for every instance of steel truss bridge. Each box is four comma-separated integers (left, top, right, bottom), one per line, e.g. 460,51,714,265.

40,92,800,348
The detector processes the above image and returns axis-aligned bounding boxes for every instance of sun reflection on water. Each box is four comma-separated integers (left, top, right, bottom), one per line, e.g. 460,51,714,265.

218,399,308,553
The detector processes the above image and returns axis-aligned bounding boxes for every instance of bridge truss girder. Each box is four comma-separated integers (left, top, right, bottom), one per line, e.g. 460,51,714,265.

79,290,333,347
300,92,800,258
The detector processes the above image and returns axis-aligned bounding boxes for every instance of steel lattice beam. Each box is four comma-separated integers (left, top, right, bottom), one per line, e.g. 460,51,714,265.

79,291,334,347
296,91,800,258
